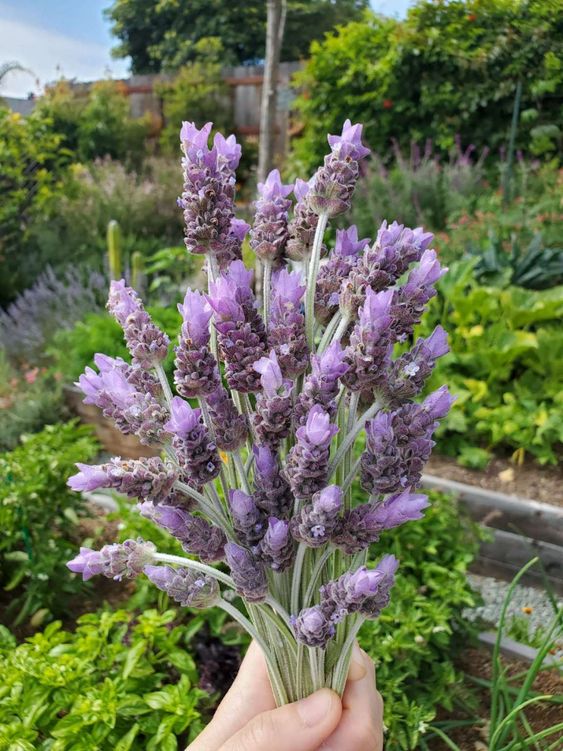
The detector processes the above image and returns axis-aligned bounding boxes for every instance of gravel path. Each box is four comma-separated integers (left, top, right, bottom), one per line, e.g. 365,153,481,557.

464,574,563,661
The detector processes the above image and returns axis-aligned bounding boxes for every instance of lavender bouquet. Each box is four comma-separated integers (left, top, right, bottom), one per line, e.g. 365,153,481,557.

67,120,453,704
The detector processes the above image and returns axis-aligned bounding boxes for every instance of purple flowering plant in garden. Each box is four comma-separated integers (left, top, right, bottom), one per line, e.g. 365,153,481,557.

67,118,453,704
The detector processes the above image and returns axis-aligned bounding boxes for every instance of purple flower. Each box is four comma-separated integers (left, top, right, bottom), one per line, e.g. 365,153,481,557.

268,269,308,377
327,119,371,161
307,120,370,216
208,262,268,393
179,121,240,262
342,287,394,392
285,405,338,500
387,326,449,401
252,353,293,449
164,396,202,437
286,177,323,261
224,542,268,602
390,249,447,339
228,489,266,546
177,289,213,347
332,490,428,554
291,605,335,648
67,539,156,581
68,457,178,504
253,350,285,398
140,501,226,561
175,289,220,398
205,386,248,451
252,444,293,519
259,517,295,572
250,171,293,264
144,565,219,608
334,225,371,257
107,280,170,368
291,484,343,547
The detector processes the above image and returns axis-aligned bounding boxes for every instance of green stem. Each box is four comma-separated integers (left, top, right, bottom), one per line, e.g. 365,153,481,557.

317,310,341,354
174,480,223,526
303,546,334,608
154,363,174,405
232,450,251,494
328,400,381,479
305,213,329,348
291,544,308,615
153,552,235,588
262,260,272,329
331,616,365,696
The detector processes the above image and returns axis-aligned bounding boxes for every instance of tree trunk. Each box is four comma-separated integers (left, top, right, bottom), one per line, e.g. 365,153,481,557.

257,0,287,185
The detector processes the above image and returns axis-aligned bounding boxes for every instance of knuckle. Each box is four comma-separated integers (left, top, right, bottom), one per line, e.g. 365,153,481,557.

246,712,276,747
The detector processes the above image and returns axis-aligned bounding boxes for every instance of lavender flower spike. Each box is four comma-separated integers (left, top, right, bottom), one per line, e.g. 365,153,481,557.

68,457,178,504
228,489,266,546
387,325,449,401
224,542,268,602
291,484,343,547
253,351,293,449
174,288,219,398
252,444,293,519
165,396,221,487
285,405,338,500
205,385,248,451
286,177,325,261
291,605,335,648
332,490,429,554
144,565,219,608
107,280,170,368
250,169,293,266
67,539,156,581
294,341,349,426
268,269,308,377
140,501,226,562
308,120,370,217
259,517,295,572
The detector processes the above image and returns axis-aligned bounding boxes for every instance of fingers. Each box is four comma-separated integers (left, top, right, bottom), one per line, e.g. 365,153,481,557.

321,644,383,751
187,642,276,751
219,688,342,751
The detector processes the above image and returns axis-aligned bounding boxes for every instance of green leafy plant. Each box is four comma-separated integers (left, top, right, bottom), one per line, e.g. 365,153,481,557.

0,609,208,750
359,490,483,750
422,559,563,751
419,261,563,464
0,422,99,626
0,354,65,451
471,233,563,290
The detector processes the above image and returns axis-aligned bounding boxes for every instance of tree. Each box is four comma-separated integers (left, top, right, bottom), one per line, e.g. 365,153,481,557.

258,0,287,184
293,0,563,170
106,0,368,72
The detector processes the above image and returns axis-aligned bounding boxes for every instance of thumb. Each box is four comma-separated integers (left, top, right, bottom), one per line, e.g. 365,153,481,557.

219,688,342,751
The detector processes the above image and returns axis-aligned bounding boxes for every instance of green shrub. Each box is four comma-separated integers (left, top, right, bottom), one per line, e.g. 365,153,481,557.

419,261,563,464
49,306,181,384
0,423,99,626
0,108,72,303
351,140,487,234
0,355,66,452
293,0,563,171
27,157,184,276
0,609,208,750
34,79,150,168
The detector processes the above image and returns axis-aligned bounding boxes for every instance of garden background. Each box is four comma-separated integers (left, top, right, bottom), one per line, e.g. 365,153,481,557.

0,1,562,749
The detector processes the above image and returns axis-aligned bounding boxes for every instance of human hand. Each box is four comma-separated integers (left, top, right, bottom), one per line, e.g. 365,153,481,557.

187,641,383,751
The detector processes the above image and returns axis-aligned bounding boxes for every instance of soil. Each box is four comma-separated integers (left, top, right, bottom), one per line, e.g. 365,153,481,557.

431,647,563,750
427,454,563,508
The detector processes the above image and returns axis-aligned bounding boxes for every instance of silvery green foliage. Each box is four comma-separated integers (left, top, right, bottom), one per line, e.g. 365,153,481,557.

67,120,453,704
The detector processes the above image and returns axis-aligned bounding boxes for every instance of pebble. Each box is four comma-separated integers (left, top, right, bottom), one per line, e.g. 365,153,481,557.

464,574,563,661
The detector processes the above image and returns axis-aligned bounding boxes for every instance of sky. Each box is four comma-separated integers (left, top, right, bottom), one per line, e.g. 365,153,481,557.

0,0,414,99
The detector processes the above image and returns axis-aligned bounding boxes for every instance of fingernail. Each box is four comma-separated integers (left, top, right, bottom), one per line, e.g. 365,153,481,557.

347,643,367,682
296,689,334,727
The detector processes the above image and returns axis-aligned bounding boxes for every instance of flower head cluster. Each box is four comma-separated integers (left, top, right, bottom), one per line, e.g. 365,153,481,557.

250,169,293,266
68,120,453,698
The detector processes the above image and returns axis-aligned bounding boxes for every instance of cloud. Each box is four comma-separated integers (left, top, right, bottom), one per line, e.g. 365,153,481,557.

0,12,130,98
